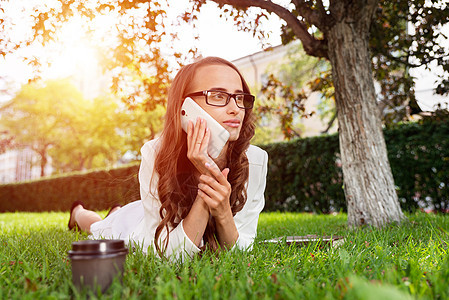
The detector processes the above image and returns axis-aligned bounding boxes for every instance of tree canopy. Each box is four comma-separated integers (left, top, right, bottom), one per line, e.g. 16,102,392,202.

0,79,164,175
0,80,87,175
1,0,447,112
219,0,449,137
0,0,192,110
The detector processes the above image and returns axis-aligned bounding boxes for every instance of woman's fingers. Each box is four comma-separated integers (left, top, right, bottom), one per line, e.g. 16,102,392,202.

197,165,232,216
201,128,210,153
188,118,209,153
191,118,201,148
204,162,230,185
187,120,194,148
197,176,231,215
197,185,225,211
197,189,214,207
198,183,221,200
186,118,217,176
221,168,230,180
194,118,207,150
198,170,231,199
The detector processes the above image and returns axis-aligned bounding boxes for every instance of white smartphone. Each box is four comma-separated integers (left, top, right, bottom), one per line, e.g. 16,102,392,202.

181,97,230,158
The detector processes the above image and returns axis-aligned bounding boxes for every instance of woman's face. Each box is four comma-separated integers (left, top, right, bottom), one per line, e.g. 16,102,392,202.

187,64,246,142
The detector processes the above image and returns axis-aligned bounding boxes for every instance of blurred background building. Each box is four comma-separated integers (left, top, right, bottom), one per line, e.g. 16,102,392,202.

233,44,337,140
0,148,52,183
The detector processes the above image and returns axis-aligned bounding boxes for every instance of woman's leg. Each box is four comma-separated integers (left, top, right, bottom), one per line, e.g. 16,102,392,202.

70,204,102,234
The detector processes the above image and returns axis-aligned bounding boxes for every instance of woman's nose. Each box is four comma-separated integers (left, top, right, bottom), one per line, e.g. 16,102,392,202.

226,96,241,113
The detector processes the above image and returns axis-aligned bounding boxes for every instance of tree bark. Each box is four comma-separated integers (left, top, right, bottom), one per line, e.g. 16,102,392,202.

326,15,405,227
39,151,47,177
33,144,50,177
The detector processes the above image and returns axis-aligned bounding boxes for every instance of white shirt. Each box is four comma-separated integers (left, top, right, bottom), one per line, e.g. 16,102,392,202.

90,138,268,261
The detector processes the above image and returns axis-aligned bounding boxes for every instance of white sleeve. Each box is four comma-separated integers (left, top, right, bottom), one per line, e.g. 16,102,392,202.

139,141,201,261
232,149,268,251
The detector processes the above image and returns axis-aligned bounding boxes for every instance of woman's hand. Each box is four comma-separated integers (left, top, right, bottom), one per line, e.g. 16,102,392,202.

186,118,217,175
197,162,239,248
197,162,233,221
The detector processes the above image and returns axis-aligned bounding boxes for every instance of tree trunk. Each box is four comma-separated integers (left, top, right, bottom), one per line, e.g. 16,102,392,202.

327,18,405,227
32,144,49,177
40,152,47,177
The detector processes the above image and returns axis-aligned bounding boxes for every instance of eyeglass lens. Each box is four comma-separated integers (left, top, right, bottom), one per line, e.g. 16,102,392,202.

207,91,253,109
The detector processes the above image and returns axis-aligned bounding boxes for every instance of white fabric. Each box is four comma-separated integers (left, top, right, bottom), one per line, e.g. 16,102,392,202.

90,138,268,261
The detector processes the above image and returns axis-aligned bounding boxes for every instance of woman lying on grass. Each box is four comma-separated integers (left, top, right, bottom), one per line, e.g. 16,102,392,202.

67,57,268,261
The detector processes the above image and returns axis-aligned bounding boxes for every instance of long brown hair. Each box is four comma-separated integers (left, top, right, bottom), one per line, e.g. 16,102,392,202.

152,57,255,255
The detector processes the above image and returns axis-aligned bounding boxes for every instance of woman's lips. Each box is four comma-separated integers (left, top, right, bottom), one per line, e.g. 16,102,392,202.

223,119,241,128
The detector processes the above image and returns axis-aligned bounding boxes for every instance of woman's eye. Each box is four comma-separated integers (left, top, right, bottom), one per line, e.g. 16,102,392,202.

214,93,227,100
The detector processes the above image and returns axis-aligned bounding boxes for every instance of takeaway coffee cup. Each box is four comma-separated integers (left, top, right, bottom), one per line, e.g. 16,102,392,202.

68,239,128,292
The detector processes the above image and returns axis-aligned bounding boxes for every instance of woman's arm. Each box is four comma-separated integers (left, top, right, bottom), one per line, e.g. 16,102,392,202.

197,163,239,249
139,141,208,260
196,147,268,251
186,117,240,248
214,208,239,249
181,196,210,247
140,118,218,258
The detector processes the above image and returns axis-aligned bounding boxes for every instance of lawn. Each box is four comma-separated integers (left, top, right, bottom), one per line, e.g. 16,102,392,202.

1,211,448,299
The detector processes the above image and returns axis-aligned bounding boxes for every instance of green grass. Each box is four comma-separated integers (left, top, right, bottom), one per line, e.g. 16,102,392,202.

1,211,448,299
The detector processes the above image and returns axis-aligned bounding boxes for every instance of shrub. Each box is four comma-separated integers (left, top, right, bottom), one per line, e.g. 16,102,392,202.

0,121,448,213
259,120,449,213
0,164,140,212
260,134,343,213
385,121,449,212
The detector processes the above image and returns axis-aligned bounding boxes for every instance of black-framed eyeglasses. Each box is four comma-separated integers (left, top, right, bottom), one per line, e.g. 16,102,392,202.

185,90,255,109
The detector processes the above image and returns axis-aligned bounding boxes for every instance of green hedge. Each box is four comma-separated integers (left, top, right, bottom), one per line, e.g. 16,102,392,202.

0,164,140,212
259,120,449,213
385,121,449,212
260,134,342,213
1,121,448,213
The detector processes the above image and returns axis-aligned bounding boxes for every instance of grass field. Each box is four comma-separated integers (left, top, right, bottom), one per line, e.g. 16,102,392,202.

1,211,448,299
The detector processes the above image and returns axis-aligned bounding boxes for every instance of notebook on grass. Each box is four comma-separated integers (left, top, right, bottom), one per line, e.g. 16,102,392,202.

262,235,345,248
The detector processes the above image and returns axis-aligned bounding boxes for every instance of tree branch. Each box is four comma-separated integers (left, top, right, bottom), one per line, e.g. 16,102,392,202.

208,0,328,58
321,112,337,134
357,0,379,32
330,0,378,30
291,0,329,31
